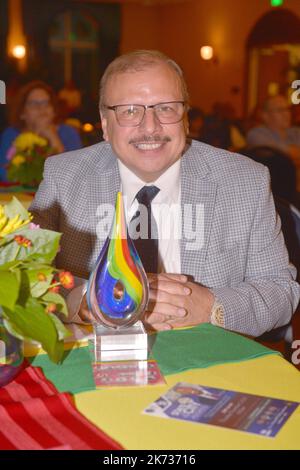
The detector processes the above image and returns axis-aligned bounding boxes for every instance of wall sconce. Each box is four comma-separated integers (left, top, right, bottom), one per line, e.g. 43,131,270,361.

200,46,214,61
12,44,26,59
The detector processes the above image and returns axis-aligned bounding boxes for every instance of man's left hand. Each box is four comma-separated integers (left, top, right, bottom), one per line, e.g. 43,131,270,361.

144,273,214,331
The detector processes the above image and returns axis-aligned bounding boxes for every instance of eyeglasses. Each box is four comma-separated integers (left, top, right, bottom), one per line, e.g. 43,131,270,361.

26,99,51,109
104,101,186,126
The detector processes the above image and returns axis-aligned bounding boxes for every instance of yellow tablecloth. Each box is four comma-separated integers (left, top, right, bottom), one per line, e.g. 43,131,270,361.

0,192,33,209
75,355,300,450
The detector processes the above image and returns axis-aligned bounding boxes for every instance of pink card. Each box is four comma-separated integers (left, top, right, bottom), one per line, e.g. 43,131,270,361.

93,360,165,387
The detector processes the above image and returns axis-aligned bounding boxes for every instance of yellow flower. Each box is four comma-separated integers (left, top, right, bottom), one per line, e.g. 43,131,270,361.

11,155,26,167
14,132,48,151
65,118,81,129
0,204,33,237
0,205,8,232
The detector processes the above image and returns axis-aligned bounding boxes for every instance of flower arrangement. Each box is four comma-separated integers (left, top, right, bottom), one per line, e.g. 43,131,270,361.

0,197,74,363
6,132,53,187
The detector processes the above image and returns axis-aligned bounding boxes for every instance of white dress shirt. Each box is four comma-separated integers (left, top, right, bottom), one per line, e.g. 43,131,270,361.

118,159,181,274
67,159,182,322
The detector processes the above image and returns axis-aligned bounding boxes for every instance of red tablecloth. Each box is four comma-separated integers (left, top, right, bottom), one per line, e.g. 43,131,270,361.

0,363,123,450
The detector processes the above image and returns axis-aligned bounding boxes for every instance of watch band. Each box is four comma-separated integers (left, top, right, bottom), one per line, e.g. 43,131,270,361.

210,300,225,327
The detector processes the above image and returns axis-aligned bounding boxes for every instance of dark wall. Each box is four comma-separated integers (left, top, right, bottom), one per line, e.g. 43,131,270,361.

0,0,8,75
0,0,9,132
22,0,121,83
0,1,120,128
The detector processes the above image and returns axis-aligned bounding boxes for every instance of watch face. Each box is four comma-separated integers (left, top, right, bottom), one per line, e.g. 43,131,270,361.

211,303,224,327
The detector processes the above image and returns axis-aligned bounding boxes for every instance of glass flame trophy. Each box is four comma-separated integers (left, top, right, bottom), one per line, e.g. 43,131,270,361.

87,192,149,362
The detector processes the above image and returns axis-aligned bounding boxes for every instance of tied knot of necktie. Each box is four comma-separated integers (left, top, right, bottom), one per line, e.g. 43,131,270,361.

135,185,160,207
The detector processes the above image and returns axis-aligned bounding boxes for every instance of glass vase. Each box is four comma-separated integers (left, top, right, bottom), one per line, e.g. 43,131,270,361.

0,314,24,387
87,191,149,329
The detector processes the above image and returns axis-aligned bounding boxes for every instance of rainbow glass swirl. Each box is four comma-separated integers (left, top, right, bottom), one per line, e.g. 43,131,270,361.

87,192,148,329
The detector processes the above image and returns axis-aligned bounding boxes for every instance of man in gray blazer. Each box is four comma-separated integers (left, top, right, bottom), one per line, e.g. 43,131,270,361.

30,50,300,337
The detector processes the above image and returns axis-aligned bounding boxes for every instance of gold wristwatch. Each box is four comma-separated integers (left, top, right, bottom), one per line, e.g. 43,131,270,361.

210,300,225,327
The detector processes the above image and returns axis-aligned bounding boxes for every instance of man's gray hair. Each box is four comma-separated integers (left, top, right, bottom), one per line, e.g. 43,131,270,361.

99,49,189,111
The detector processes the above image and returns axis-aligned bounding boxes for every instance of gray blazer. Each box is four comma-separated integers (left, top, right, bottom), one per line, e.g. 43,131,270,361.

30,140,300,336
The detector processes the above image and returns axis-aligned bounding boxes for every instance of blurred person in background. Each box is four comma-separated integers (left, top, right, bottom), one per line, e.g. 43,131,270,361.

243,105,261,135
201,102,246,152
247,95,300,190
291,100,300,128
0,80,82,181
247,95,300,155
58,80,82,117
188,107,205,141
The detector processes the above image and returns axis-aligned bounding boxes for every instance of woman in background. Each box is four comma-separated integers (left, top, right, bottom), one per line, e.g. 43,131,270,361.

0,80,82,181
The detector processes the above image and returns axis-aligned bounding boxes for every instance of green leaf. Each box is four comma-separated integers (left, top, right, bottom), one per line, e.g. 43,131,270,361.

0,260,22,271
0,270,20,310
21,261,57,271
41,292,68,317
0,238,9,248
0,228,61,265
17,270,31,307
4,196,30,222
3,298,64,363
48,313,72,341
2,317,28,341
26,268,54,297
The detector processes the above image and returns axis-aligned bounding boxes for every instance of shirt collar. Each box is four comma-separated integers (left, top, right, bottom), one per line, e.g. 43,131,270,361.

117,159,181,210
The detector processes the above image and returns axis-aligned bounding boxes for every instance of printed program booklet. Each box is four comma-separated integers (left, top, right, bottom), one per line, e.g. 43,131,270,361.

143,382,299,437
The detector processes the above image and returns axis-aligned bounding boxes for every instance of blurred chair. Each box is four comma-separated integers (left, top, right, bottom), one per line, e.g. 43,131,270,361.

258,325,294,361
275,198,300,280
257,198,300,361
240,145,298,208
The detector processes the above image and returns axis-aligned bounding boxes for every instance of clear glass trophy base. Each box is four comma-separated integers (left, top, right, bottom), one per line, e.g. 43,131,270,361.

92,359,166,387
92,321,148,362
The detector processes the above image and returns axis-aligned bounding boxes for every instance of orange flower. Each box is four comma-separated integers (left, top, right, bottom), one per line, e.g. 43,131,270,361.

58,271,74,289
49,279,60,293
14,235,32,247
46,303,56,313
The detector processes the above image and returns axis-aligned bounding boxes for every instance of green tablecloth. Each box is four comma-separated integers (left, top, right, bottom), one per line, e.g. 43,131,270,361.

29,323,280,394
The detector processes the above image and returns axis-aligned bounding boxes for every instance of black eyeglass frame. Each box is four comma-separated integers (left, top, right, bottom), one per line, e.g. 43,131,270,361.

103,100,186,127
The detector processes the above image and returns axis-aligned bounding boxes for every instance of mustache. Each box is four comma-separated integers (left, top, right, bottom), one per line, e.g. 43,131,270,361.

129,135,171,144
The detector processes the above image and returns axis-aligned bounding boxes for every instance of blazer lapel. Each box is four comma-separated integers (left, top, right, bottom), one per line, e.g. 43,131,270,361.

180,144,218,282
88,154,121,263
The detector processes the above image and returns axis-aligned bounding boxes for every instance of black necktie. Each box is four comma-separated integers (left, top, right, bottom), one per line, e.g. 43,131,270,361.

130,185,160,273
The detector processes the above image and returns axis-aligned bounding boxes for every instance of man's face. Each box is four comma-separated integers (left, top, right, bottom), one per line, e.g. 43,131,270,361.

101,63,187,182
262,96,291,132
